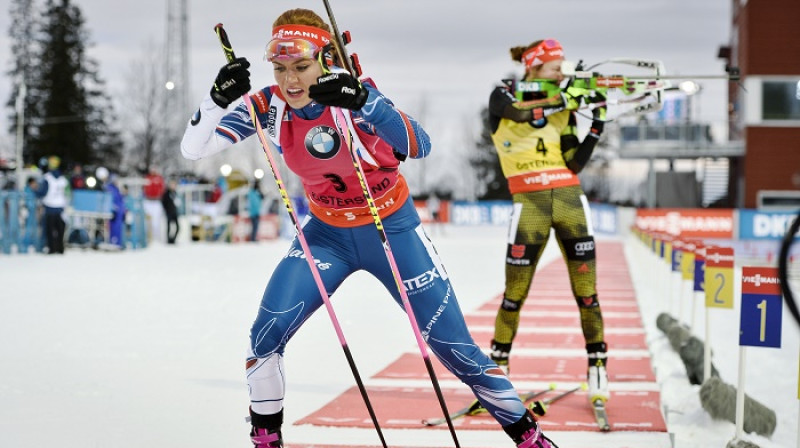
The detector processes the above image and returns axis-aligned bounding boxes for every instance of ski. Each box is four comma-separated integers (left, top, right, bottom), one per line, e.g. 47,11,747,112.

421,388,552,426
592,398,611,431
529,383,587,416
421,399,482,427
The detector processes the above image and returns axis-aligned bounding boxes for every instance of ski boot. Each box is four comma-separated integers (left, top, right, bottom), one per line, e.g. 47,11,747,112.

249,408,283,448
504,409,558,448
250,427,282,448
490,339,512,375
587,342,609,403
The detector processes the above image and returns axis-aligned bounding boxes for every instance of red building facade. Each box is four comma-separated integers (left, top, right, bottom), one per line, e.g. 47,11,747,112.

726,0,800,208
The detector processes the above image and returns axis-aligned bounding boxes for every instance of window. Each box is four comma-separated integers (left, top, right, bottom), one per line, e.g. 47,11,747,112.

762,80,800,120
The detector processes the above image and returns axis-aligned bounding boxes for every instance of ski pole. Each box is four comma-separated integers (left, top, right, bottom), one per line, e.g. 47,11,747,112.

319,2,461,447
213,24,388,448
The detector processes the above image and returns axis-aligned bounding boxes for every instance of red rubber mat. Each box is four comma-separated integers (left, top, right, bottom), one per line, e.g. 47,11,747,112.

476,296,641,312
464,312,644,328
467,327,648,350
294,386,666,432
290,241,668,447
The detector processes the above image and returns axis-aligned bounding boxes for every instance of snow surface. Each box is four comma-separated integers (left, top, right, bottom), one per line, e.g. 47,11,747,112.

1,224,798,448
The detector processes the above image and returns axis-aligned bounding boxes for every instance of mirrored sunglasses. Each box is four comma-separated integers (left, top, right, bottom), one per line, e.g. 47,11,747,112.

264,38,320,62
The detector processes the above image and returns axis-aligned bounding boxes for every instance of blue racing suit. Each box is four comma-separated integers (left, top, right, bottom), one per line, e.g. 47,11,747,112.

181,77,528,428
248,199,527,425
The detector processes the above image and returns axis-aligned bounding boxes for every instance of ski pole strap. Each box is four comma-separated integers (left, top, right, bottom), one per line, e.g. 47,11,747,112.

316,40,362,77
332,30,363,77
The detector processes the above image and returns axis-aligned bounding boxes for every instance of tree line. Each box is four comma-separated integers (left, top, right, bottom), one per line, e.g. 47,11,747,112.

5,0,187,179
6,0,123,172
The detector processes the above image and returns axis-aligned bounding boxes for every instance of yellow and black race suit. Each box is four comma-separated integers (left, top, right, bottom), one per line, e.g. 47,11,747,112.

488,84,605,355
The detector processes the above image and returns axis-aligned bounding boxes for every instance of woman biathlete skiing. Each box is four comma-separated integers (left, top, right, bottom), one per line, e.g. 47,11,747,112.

181,8,556,448
487,38,610,407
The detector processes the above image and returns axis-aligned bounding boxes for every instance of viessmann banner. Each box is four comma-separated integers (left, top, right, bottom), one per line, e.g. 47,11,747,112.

634,209,735,238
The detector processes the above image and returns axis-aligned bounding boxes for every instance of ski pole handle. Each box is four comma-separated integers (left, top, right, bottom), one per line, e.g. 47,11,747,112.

214,23,236,63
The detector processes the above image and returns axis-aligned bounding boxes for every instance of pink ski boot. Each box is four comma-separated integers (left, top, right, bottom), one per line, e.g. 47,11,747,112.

517,424,557,448
250,427,282,448
505,409,558,448
249,407,283,448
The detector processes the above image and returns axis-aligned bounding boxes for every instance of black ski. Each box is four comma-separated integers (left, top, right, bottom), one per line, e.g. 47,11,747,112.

422,388,551,426
528,383,586,416
592,399,611,431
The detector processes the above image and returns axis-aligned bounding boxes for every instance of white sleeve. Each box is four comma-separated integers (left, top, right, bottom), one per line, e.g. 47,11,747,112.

180,94,235,161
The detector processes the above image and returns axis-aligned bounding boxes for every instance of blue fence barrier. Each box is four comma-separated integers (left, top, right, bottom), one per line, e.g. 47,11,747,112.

71,190,112,214
0,189,146,254
0,191,41,254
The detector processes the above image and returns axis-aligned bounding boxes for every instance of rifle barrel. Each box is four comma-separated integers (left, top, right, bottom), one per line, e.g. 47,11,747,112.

624,74,738,80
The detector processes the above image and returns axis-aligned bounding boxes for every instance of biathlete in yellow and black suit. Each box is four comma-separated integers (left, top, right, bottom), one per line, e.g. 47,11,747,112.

487,38,609,405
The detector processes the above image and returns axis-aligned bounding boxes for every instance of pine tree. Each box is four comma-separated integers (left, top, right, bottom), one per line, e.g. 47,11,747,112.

30,0,121,169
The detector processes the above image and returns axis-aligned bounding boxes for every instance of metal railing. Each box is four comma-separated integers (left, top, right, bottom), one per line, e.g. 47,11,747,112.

619,123,713,147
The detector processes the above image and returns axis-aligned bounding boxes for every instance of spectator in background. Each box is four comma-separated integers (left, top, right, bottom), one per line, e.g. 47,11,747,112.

426,192,444,236
142,168,166,243
210,175,227,203
35,157,50,250
24,177,38,195
101,168,127,249
247,180,264,242
162,179,179,244
36,156,69,254
23,177,41,250
210,183,222,203
69,164,86,190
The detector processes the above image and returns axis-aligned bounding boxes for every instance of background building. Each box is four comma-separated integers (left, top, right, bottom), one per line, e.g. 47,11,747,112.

725,0,800,209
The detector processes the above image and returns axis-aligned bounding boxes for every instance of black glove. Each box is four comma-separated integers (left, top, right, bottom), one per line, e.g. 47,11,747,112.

308,72,368,110
210,57,251,108
589,91,608,121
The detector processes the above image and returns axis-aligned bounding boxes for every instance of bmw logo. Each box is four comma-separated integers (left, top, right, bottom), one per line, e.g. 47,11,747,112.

304,126,341,159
